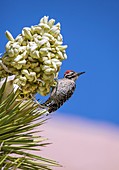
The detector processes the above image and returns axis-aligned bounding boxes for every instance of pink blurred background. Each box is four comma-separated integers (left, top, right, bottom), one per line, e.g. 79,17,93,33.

40,114,119,170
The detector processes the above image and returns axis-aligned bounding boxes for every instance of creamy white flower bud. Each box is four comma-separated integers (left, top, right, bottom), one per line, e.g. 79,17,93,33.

22,69,29,75
14,55,23,62
39,23,50,30
44,68,55,74
15,34,22,40
43,33,54,39
19,76,27,86
18,59,26,65
40,17,45,23
36,38,48,48
6,41,13,50
21,51,28,59
48,19,55,27
19,46,27,53
14,49,19,56
0,60,12,73
28,72,37,82
31,26,42,34
36,35,42,40
50,26,59,33
35,27,42,34
42,16,49,24
51,59,62,67
39,48,48,55
30,50,40,59
46,42,51,48
54,30,60,37
49,53,55,59
54,40,62,46
5,31,14,41
51,61,57,70
57,51,64,59
15,35,24,44
57,34,63,41
22,27,32,40
42,57,48,62
29,44,38,52
28,41,38,49
44,60,52,65
58,45,68,51
12,42,20,49
41,65,50,70
42,35,49,40
63,53,67,59
7,49,14,57
55,22,61,28
50,47,56,53
55,61,62,67
21,40,27,46
14,78,20,85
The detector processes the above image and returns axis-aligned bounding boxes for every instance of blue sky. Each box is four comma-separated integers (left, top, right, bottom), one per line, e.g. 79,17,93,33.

0,0,119,125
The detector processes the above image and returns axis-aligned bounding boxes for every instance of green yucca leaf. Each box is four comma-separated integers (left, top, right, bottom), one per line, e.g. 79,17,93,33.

0,78,60,169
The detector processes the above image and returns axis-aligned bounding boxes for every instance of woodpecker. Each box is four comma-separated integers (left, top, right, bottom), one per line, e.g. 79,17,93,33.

42,70,85,113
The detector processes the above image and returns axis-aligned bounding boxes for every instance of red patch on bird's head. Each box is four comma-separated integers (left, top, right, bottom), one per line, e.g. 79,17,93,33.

64,70,73,75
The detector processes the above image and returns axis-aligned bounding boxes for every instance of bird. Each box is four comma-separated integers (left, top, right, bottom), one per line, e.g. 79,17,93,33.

42,70,85,114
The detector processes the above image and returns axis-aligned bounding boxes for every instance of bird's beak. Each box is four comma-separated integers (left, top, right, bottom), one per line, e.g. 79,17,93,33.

77,71,85,76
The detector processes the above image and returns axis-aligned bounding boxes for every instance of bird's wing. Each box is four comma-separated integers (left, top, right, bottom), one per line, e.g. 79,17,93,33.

51,79,76,99
42,79,76,113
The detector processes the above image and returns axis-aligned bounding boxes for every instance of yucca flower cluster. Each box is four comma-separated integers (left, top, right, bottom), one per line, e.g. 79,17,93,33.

0,16,67,97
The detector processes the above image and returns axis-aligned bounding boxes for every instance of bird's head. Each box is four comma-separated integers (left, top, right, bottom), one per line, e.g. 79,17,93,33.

64,70,85,81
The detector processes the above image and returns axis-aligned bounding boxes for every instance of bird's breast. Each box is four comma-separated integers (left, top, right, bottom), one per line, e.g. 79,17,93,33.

51,79,76,98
